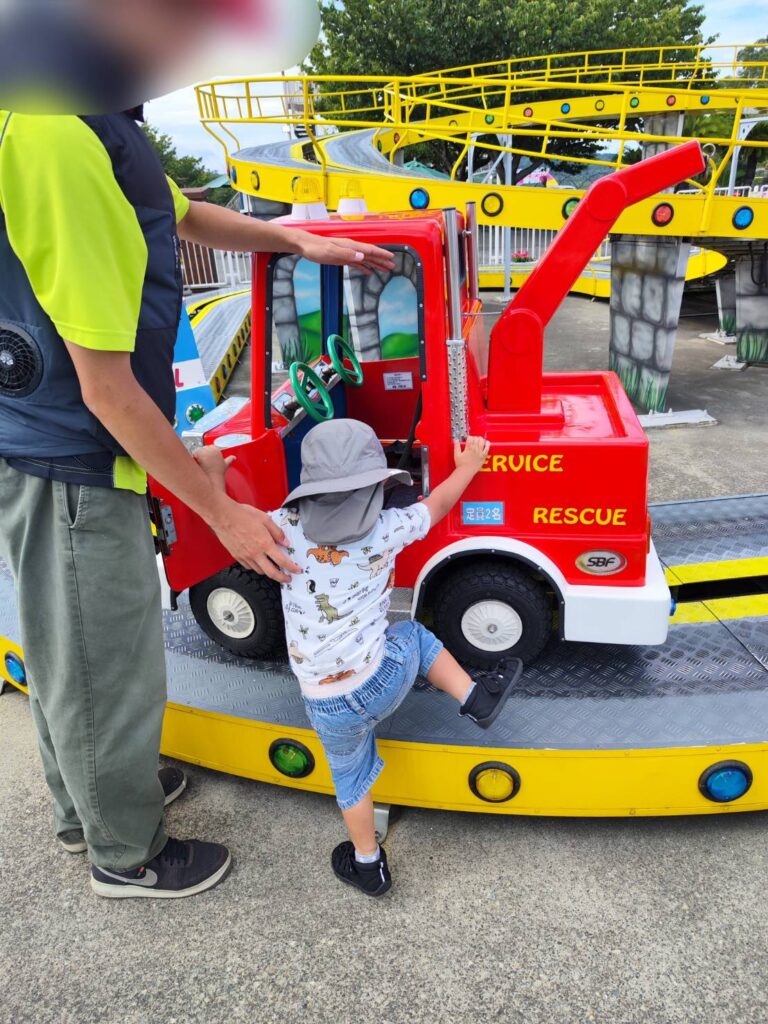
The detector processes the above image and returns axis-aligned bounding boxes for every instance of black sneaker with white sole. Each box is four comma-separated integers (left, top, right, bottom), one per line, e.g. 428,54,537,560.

459,658,523,729
91,837,231,899
158,765,187,806
332,841,392,897
58,766,188,855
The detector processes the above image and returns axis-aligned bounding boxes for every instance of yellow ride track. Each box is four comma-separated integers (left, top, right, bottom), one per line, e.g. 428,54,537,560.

196,43,768,289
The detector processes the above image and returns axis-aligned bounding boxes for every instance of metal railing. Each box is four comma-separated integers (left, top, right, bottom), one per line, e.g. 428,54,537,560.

478,225,609,269
195,43,768,208
181,240,252,294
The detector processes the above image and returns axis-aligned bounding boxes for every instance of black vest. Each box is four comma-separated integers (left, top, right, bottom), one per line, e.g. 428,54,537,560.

0,112,182,474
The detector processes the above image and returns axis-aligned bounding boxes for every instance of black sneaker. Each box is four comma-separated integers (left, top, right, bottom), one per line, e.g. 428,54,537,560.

59,830,89,855
90,837,231,900
332,841,391,897
459,658,523,729
59,767,187,855
159,765,187,806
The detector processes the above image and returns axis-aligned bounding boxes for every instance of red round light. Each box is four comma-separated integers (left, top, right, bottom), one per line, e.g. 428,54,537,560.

666,95,676,107
523,106,533,118
652,202,674,226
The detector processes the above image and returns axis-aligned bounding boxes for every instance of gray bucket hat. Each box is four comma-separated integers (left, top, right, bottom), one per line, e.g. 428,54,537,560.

283,419,411,504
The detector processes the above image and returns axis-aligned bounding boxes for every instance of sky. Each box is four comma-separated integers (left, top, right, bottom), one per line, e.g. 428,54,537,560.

145,1,763,175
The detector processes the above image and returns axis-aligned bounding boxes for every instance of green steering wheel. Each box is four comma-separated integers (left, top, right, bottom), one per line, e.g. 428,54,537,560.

327,334,365,388
289,362,335,423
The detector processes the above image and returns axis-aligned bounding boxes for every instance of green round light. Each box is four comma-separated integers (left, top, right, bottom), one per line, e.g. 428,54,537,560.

485,113,495,125
562,197,580,219
629,97,640,109
270,739,315,779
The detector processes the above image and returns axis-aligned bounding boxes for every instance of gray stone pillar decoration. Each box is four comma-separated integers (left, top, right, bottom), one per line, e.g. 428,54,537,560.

344,250,420,360
735,252,768,365
272,254,303,365
608,111,689,412
610,237,690,411
641,113,685,162
716,273,737,337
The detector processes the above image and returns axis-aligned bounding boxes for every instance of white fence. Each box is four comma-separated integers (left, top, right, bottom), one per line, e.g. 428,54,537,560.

677,184,768,198
478,224,610,269
181,240,252,294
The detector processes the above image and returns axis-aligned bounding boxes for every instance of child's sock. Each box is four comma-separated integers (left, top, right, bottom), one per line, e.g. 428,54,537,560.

461,681,477,705
355,846,381,864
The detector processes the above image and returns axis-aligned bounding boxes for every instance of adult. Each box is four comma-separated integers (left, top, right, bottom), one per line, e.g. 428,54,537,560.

0,0,395,899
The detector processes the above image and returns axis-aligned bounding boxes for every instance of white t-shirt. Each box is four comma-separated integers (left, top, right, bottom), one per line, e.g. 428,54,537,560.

269,503,432,698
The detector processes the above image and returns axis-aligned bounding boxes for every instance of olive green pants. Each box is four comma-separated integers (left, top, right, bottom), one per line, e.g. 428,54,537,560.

0,460,167,870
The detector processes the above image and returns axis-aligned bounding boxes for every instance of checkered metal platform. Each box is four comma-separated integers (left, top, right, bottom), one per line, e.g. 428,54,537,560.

651,493,768,568
2,495,767,751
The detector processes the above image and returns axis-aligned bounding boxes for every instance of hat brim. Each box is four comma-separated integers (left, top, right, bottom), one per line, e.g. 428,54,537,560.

282,467,412,506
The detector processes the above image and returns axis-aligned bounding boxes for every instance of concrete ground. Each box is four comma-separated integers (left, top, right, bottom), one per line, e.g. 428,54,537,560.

2,289,767,1024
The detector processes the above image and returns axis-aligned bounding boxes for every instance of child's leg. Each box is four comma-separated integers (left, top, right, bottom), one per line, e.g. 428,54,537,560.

341,792,378,857
426,648,474,703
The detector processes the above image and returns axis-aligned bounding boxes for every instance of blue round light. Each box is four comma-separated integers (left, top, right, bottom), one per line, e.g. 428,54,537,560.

699,761,752,803
561,102,571,114
409,188,430,211
4,652,26,686
733,206,754,230
700,95,710,105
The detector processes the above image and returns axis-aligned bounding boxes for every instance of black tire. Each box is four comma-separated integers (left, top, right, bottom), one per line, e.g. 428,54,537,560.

189,566,286,660
432,561,552,668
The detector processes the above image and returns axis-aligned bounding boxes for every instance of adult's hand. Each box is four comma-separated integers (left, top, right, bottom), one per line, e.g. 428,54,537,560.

209,498,301,584
178,201,396,276
297,233,396,275
64,344,299,585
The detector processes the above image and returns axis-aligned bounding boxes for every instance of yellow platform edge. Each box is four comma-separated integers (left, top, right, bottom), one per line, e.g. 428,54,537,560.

158,701,768,818
3,547,767,818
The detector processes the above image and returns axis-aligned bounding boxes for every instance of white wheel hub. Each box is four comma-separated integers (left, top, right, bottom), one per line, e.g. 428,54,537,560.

207,588,256,640
461,600,523,653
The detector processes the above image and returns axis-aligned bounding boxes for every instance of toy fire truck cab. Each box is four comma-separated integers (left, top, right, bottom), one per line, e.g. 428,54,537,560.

150,141,705,667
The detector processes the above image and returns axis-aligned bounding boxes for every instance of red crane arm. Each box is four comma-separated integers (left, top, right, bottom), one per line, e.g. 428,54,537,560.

486,140,706,413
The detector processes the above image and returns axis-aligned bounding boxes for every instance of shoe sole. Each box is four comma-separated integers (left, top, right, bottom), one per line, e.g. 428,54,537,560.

470,659,524,730
333,869,392,898
164,776,187,807
90,853,232,900
60,839,88,854
60,778,187,855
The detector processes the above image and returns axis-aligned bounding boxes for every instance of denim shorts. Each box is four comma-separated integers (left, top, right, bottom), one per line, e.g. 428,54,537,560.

303,620,444,810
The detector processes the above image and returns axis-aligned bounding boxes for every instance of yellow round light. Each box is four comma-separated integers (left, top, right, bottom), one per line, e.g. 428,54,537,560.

469,762,520,803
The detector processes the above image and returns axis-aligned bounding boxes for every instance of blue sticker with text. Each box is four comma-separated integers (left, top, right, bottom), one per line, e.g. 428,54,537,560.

462,501,505,526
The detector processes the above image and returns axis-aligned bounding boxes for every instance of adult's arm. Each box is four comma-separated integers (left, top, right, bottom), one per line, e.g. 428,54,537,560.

64,344,300,583
177,198,396,274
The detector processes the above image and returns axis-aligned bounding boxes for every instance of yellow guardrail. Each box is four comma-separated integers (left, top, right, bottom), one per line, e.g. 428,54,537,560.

195,43,768,243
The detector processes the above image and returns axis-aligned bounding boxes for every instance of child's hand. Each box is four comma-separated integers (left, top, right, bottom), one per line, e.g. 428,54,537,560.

193,446,235,490
454,436,491,474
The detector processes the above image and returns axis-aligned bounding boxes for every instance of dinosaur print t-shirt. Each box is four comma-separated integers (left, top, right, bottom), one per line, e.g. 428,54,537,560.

268,502,432,698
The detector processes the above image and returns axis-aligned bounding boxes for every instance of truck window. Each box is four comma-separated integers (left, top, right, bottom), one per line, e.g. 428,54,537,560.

342,246,424,362
270,255,323,368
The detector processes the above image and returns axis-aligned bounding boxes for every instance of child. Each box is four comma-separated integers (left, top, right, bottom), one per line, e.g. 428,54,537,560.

197,419,522,897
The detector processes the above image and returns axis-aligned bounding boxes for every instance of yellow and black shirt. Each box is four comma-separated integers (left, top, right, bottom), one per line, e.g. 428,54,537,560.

0,109,190,492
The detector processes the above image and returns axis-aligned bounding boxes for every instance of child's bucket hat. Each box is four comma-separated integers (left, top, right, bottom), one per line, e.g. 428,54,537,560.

283,419,411,504
282,420,412,545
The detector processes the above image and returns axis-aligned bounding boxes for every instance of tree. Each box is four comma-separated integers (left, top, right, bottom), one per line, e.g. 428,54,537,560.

142,124,231,204
306,0,711,177
684,40,768,187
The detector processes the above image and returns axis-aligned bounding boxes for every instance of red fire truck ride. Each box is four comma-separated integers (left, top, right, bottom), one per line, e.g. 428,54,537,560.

150,140,706,668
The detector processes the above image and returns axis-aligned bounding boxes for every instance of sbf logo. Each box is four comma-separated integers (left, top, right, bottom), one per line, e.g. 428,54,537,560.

575,551,627,576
